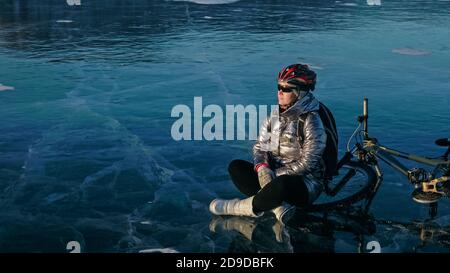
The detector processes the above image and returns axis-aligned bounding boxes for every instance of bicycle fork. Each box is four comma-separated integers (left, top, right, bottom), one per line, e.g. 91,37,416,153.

362,156,384,214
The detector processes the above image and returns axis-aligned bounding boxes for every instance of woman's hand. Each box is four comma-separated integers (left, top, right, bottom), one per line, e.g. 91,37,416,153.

257,165,275,188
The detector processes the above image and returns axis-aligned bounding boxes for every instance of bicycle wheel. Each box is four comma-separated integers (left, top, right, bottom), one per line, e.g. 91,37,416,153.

307,160,378,211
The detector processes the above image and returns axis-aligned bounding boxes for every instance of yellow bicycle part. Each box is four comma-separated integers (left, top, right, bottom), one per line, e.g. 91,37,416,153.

422,176,450,195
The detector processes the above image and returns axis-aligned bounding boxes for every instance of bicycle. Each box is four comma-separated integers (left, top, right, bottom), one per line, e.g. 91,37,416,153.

308,98,450,215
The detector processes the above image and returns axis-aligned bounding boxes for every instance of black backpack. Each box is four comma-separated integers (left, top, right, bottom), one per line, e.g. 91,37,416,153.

298,102,338,180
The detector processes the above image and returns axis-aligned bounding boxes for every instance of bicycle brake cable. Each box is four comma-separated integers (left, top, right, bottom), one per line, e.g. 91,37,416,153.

347,122,362,152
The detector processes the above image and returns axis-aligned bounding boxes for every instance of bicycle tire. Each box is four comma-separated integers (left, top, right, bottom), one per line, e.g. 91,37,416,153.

305,160,378,211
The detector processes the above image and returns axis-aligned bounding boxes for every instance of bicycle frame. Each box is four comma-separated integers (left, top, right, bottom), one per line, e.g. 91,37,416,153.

363,139,449,178
346,98,450,214
359,97,449,174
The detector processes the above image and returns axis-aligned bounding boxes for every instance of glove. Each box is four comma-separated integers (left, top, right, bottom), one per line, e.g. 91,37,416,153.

256,164,275,188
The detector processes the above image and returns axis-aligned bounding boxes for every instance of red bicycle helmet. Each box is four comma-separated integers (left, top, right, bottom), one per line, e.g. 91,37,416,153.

277,64,316,92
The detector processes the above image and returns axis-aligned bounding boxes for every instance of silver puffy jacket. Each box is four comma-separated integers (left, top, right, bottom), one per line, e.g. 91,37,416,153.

253,92,327,203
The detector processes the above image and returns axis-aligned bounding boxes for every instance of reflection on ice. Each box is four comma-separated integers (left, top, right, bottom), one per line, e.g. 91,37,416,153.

392,48,431,56
210,209,450,253
172,0,241,4
340,3,358,6
56,20,74,23
139,248,179,253
66,0,82,6
367,0,381,6
0,83,14,91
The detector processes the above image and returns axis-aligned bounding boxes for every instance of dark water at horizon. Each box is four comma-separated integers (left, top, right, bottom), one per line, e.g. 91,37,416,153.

0,0,449,252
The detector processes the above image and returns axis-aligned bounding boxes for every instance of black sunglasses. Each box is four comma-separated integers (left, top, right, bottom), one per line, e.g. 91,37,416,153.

277,84,296,93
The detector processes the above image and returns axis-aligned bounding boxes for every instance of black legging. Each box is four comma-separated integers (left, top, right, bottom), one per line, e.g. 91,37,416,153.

228,159,309,213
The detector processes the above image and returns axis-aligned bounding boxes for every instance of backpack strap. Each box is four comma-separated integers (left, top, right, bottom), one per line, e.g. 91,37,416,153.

319,102,338,138
297,109,338,154
297,112,309,142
